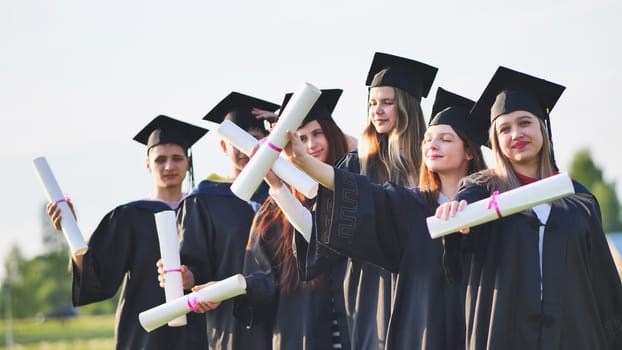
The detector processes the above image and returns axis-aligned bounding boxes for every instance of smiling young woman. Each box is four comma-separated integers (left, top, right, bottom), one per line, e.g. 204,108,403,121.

438,66,622,349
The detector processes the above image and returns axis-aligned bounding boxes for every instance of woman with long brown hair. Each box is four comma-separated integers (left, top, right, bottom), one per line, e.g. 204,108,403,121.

234,89,351,349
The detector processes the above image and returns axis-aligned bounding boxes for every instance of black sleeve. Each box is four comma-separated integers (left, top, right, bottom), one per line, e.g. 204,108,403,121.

314,168,429,272
233,236,278,329
72,206,133,305
442,181,491,283
178,196,215,285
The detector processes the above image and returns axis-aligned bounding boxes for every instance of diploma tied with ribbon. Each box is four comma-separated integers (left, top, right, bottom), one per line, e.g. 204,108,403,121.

230,82,322,201
217,120,318,199
32,156,88,255
427,172,575,239
139,274,247,332
154,210,186,327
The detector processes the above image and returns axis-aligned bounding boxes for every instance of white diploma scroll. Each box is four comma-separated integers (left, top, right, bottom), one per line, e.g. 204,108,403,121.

231,82,321,201
427,172,575,239
217,120,318,199
32,157,88,255
154,210,186,327
139,274,247,332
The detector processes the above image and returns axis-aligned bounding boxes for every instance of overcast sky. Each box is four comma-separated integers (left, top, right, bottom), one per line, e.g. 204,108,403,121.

1,0,620,279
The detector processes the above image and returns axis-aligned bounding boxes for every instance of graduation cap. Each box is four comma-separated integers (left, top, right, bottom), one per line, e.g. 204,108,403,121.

203,92,280,132
278,89,343,125
429,87,487,147
471,66,566,169
365,52,438,101
133,115,208,152
471,66,565,123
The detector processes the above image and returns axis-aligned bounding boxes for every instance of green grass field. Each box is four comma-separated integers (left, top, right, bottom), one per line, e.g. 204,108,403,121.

0,314,115,350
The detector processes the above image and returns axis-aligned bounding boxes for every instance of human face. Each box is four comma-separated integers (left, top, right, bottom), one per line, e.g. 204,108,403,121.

147,143,189,189
368,86,397,134
422,124,470,176
221,128,266,172
494,110,543,171
297,120,329,163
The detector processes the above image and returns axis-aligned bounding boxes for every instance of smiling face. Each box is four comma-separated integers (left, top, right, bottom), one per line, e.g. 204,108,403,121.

296,120,329,163
422,124,470,177
494,110,544,172
368,86,397,134
147,143,189,189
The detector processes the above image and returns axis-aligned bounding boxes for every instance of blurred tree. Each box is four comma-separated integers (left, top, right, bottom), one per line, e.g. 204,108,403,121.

1,202,119,319
569,148,622,232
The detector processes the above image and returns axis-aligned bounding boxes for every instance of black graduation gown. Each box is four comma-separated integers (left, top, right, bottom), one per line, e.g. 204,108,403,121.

312,168,465,350
234,199,351,350
309,151,395,350
179,178,261,350
444,174,622,350
72,200,205,350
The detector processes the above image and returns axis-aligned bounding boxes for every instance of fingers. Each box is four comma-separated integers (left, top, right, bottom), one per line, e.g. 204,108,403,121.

47,203,63,231
434,200,469,220
182,266,195,291
192,300,222,313
189,281,222,313
251,108,278,122
249,144,259,158
156,260,166,288
434,200,471,235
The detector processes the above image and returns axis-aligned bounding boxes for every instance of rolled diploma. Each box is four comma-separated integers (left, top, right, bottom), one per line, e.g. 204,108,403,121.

139,274,247,332
154,211,186,327
217,120,318,199
427,172,575,239
231,82,321,201
32,157,88,255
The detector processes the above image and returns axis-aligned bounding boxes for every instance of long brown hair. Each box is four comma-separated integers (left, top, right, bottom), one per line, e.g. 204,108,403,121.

359,86,426,186
248,118,349,293
418,127,487,209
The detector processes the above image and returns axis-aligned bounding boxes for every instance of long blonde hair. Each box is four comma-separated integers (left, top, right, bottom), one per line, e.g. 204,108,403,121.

486,117,555,192
359,86,426,186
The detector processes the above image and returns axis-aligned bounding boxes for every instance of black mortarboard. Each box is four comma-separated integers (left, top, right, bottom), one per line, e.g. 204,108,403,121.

429,87,487,147
203,92,280,132
365,52,438,101
279,89,343,125
133,115,208,152
471,66,565,124
471,66,565,169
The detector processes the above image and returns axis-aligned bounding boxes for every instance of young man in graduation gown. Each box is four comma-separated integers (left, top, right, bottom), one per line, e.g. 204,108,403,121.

47,115,207,350
175,92,279,350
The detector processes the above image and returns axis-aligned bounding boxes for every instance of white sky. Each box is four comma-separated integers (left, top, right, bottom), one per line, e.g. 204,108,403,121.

1,0,621,279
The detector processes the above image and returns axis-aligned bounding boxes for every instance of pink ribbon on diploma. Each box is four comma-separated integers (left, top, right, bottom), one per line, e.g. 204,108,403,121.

53,195,71,206
186,295,199,312
487,191,502,218
259,137,283,153
163,268,182,274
